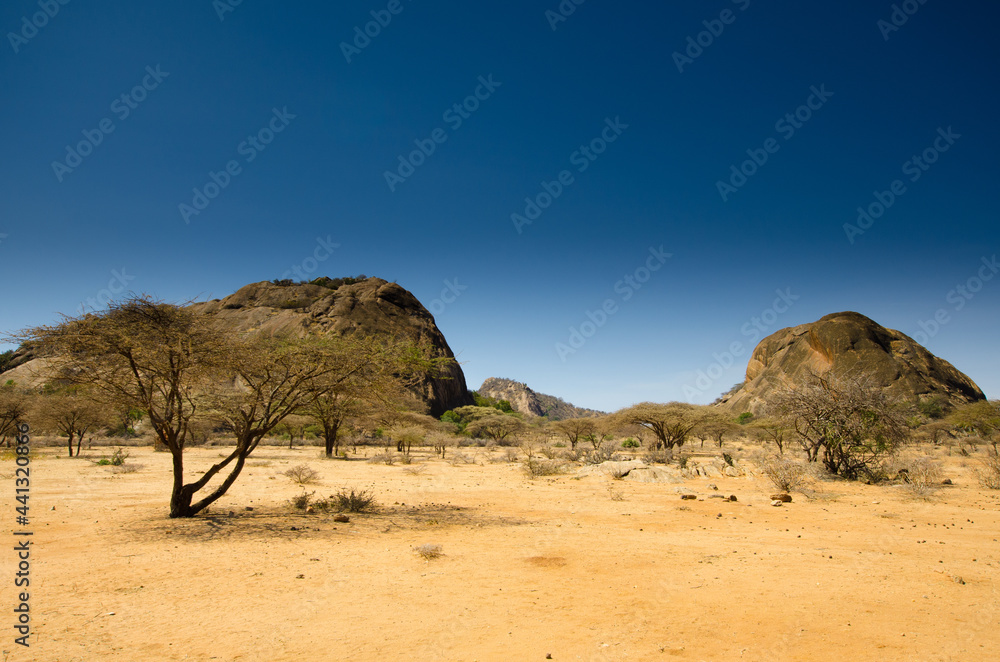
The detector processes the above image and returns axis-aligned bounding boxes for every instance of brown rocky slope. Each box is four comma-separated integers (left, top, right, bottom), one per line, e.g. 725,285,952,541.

185,278,473,416
716,311,985,415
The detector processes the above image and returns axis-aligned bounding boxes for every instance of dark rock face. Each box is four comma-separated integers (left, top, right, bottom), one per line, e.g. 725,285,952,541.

187,278,474,416
717,311,985,415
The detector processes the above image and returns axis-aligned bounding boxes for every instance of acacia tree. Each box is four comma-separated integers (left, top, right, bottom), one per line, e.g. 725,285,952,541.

551,418,596,450
276,414,312,449
194,335,342,515
615,402,705,450
41,390,109,457
775,375,910,480
304,335,443,458
0,383,28,448
17,298,232,516
948,400,1000,450
466,412,526,444
751,416,791,455
698,413,739,448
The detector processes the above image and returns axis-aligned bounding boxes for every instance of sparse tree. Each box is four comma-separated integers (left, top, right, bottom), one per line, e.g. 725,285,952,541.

0,382,28,447
948,400,1000,451
276,414,312,449
16,298,230,517
40,389,109,456
751,416,791,455
550,418,595,450
698,413,739,448
615,402,705,451
775,375,911,480
466,412,526,444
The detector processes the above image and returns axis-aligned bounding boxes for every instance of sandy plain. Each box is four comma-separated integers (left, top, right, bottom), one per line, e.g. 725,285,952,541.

4,443,999,662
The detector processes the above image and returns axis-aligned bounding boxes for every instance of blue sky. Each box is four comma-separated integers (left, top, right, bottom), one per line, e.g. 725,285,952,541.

1,1,997,412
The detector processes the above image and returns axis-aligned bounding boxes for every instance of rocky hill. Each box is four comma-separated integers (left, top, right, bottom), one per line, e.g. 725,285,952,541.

5,278,474,417
186,278,473,416
716,311,985,415
477,377,603,420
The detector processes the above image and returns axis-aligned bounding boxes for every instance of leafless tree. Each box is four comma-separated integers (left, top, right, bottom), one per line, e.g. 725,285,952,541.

774,375,911,480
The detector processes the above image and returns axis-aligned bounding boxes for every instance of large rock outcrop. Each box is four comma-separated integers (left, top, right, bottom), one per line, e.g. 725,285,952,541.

4,278,474,417
716,311,985,415
186,279,473,416
477,377,603,420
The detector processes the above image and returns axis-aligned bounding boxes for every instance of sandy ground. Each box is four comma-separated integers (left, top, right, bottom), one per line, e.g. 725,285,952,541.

4,444,999,662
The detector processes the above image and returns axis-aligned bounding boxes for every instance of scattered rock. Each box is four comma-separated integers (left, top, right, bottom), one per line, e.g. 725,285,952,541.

953,575,966,585
708,494,727,500
771,500,784,507
942,478,953,485
306,506,315,514
333,514,350,523
681,494,697,501
707,483,718,491
728,495,738,502
770,493,792,503
245,506,254,511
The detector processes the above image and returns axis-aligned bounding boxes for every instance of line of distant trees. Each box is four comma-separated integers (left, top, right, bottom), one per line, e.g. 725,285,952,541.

270,275,369,289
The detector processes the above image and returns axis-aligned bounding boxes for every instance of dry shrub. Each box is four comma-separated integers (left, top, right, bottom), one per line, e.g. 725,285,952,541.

895,456,944,498
333,487,377,512
607,484,626,501
539,445,560,460
291,491,315,510
110,462,144,474
448,451,476,466
977,452,1000,489
368,452,397,466
585,440,620,465
643,449,671,465
757,454,806,492
282,464,320,485
503,447,520,463
523,458,566,478
414,543,443,560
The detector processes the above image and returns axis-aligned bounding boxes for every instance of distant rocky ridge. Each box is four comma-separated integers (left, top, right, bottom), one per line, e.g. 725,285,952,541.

477,377,603,420
717,311,985,415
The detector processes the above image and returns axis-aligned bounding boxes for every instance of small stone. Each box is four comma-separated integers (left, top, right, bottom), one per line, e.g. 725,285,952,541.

770,493,792,503
245,506,254,511
771,500,783,507
953,576,966,585
728,495,738,502
707,483,718,491
681,494,697,500
942,479,953,485
334,514,350,523
306,506,315,514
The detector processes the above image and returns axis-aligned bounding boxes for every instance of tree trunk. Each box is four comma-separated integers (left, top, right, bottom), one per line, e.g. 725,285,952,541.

76,433,84,457
324,421,341,458
67,433,75,457
169,446,192,518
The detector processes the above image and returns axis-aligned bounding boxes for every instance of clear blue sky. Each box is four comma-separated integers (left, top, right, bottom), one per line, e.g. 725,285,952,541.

1,1,997,411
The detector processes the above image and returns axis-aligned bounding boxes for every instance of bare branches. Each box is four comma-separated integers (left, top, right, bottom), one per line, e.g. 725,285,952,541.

774,374,911,480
